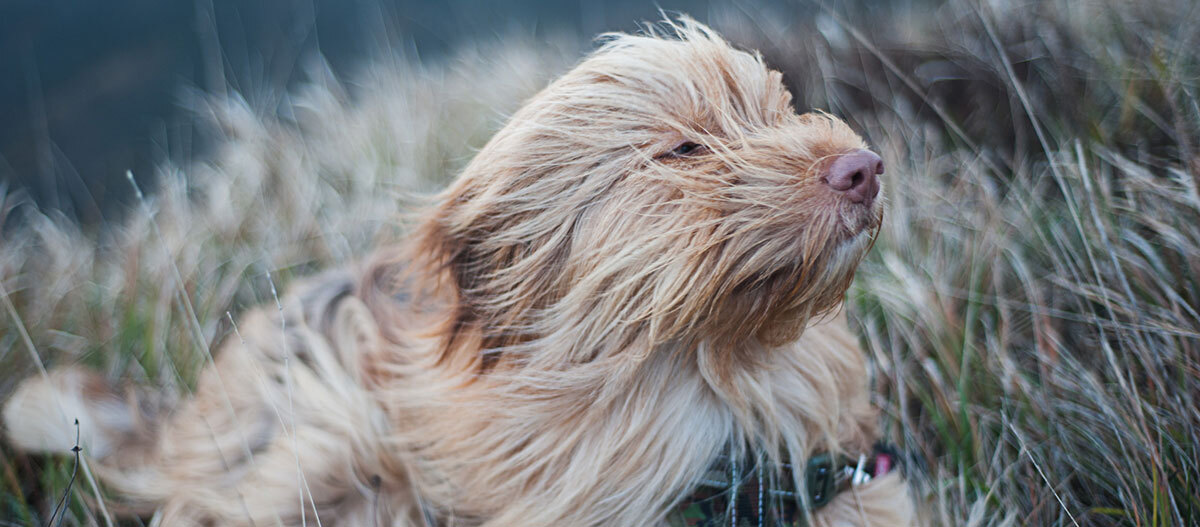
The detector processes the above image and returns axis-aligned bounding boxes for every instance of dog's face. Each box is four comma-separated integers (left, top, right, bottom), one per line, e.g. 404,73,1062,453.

369,21,910,526
416,21,883,362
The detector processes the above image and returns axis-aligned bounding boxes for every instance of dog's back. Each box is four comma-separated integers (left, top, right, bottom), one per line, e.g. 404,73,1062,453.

4,272,421,526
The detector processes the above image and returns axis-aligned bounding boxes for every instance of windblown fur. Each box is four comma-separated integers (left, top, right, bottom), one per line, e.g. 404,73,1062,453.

4,19,914,526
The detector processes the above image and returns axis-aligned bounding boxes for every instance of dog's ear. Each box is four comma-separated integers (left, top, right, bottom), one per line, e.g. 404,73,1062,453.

373,164,577,368
410,178,502,312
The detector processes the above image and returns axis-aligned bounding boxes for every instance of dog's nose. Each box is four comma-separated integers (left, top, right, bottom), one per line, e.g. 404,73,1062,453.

822,149,883,205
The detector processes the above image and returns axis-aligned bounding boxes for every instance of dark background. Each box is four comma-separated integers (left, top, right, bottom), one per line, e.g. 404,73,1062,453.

0,0,808,226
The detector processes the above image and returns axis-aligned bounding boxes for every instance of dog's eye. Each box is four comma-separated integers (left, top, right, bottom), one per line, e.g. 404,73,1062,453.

665,141,703,158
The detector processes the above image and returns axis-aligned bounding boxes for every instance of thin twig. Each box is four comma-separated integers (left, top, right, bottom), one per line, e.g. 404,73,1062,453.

46,420,81,527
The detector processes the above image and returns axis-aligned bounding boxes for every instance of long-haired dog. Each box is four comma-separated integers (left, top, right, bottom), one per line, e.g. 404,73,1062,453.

4,19,915,527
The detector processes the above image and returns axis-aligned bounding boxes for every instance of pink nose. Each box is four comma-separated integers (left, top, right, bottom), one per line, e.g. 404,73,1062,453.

823,149,883,205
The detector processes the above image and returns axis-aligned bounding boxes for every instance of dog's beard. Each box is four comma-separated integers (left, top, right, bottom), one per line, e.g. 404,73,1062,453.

705,200,880,348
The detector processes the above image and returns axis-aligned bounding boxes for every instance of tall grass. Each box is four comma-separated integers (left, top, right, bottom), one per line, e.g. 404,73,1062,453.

728,1,1200,524
2,1,1198,525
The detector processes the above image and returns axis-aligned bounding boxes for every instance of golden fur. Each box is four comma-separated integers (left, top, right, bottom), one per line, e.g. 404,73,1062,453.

4,19,914,526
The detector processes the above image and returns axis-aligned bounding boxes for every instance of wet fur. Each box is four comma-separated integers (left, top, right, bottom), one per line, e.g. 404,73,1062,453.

4,19,913,526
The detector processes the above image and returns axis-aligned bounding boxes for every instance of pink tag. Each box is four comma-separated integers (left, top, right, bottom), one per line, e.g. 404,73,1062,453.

872,454,893,477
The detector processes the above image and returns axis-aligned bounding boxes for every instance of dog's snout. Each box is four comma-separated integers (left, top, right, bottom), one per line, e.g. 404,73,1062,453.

822,149,883,205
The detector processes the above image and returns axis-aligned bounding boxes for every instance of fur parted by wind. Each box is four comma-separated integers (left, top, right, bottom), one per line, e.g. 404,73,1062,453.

365,20,877,367
359,19,899,526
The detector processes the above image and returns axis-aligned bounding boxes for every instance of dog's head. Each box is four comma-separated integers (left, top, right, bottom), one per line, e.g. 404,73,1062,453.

401,19,883,365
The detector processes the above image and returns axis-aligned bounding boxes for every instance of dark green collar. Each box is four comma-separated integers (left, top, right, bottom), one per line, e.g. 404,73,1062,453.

665,444,899,527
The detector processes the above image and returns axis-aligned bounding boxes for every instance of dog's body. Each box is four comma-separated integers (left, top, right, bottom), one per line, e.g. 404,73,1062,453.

5,21,914,526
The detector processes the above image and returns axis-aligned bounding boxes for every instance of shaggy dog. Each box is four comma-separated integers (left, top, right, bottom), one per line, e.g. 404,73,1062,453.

4,20,914,527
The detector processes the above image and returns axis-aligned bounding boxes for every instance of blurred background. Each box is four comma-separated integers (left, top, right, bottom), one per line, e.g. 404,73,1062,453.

0,0,757,225
5,0,1189,226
